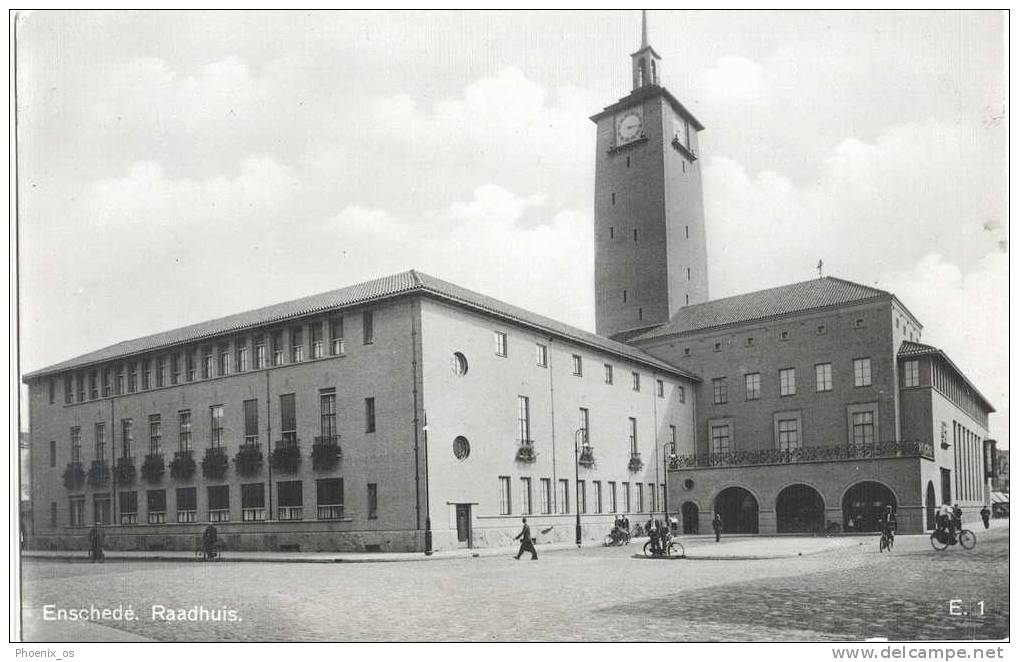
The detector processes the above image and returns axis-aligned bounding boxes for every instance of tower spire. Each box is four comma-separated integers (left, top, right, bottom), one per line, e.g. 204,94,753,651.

630,9,661,90
641,9,648,49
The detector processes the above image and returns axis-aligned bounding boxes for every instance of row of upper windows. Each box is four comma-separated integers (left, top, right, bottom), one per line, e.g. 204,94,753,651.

681,318,870,357
497,476,664,516
47,311,375,406
708,408,877,454
709,358,873,405
492,331,685,403
54,390,374,466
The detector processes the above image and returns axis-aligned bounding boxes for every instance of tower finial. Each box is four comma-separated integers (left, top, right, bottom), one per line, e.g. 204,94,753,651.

641,10,648,49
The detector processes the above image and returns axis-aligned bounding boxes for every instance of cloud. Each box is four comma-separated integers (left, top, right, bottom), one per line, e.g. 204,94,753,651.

698,55,773,106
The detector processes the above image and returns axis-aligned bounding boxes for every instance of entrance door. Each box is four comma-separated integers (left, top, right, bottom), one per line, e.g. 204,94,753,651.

681,502,699,534
925,482,937,530
455,504,472,548
941,468,952,505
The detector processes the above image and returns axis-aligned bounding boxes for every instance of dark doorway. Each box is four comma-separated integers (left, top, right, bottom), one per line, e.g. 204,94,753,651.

941,468,952,505
842,481,897,533
926,481,937,530
455,504,472,548
681,501,699,534
714,487,759,533
776,484,825,533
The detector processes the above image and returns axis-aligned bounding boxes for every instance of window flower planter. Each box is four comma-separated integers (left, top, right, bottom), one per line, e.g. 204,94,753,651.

202,447,228,480
169,451,196,481
141,454,165,484
515,443,536,463
63,462,85,490
270,443,301,474
113,457,136,486
628,454,644,473
578,446,596,468
87,460,110,488
312,437,341,471
234,445,264,477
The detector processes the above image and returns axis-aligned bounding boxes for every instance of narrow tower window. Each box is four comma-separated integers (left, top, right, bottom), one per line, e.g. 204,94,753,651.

611,192,615,205
633,229,638,242
609,227,614,239
622,290,627,303
685,225,689,238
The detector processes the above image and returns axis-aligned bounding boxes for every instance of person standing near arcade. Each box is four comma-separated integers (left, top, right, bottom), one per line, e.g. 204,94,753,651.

712,513,723,543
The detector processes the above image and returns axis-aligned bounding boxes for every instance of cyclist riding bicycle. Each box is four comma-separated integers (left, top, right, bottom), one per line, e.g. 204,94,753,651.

879,504,897,541
934,504,956,545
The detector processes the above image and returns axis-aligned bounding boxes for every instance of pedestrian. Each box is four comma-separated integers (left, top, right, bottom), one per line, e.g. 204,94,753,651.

980,505,991,529
712,513,723,543
513,517,538,560
202,522,219,560
622,515,630,534
952,504,963,532
88,521,105,563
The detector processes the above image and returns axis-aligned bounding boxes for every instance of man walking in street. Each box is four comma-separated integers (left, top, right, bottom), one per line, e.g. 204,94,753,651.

712,513,723,543
513,517,538,560
980,505,991,529
88,521,105,563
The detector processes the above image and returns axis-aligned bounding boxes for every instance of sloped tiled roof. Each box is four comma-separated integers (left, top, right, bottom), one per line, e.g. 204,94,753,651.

25,270,697,382
633,277,891,341
897,340,994,412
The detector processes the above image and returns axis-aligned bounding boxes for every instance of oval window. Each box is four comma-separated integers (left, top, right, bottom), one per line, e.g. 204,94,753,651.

453,436,470,460
683,478,695,490
451,352,469,376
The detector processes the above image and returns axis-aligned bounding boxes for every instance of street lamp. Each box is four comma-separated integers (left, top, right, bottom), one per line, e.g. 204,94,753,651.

574,428,585,548
663,440,676,533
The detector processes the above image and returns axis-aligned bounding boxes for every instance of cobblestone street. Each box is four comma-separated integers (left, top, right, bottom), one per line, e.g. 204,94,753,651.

20,525,1008,642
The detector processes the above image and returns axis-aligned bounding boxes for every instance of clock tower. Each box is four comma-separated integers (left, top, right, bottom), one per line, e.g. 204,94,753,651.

591,11,709,340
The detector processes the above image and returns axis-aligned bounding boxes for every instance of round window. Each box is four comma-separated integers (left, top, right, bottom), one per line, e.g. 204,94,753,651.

683,478,695,490
451,352,469,376
453,436,470,460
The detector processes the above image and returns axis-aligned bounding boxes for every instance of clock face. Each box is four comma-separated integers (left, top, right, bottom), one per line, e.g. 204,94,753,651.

615,108,644,145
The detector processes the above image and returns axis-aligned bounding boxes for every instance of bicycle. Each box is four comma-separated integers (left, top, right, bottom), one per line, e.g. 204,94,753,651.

603,528,630,546
878,529,894,552
195,539,224,561
643,535,685,558
930,527,976,551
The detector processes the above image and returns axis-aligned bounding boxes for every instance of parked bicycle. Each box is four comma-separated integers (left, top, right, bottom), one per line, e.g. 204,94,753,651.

643,532,685,558
930,527,975,551
603,527,630,546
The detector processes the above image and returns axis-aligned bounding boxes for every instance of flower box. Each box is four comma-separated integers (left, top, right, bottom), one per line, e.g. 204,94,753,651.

202,448,229,480
515,443,536,463
169,451,197,481
87,460,110,487
141,454,165,484
63,462,85,490
234,444,264,477
270,443,302,474
312,437,341,471
113,457,136,486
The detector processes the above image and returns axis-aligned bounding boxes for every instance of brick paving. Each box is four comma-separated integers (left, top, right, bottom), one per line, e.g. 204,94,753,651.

19,524,1008,642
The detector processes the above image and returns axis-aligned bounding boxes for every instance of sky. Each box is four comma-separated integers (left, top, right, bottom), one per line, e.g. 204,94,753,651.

15,10,1008,445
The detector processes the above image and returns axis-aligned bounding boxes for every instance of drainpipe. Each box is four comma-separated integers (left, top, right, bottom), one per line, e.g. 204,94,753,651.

266,370,272,522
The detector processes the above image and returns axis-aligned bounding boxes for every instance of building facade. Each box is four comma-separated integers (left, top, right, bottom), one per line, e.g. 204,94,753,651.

24,272,697,552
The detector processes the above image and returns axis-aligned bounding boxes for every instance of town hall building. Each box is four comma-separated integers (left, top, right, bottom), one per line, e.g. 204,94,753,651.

22,13,996,551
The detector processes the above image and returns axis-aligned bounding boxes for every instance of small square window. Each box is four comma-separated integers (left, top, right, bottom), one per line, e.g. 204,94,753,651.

816,325,827,335
781,331,790,341
714,342,721,352
746,337,754,347
683,348,690,356
854,318,865,328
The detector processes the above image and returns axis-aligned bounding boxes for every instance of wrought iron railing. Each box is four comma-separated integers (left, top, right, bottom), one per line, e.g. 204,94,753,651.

667,440,934,470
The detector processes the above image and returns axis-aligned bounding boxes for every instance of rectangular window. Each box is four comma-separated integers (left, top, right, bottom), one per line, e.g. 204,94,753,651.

319,389,337,440
777,418,800,451
557,479,569,514
280,394,297,446
310,322,323,359
71,426,81,463
88,371,98,400
171,354,180,384
236,343,248,372
156,357,166,387
815,363,833,392
367,483,378,519
499,476,512,515
578,407,590,446
572,354,583,376
101,369,111,398
141,359,151,390
904,360,920,388
520,477,532,515
623,482,631,513
208,485,230,522
656,379,665,398
637,483,644,512
187,352,197,382
76,373,85,401
364,397,376,434
243,399,258,446
148,415,161,455
118,491,137,525
178,410,192,452
176,487,197,523
678,385,686,403
330,317,345,355
291,328,304,363
316,478,344,520
540,478,551,514
649,482,656,511
49,439,56,467
744,373,760,401
121,419,134,458
494,331,507,357
609,481,617,513
51,501,58,527
210,405,224,448
780,368,796,396
604,364,613,384
535,343,547,367
632,372,640,391
69,497,85,527
853,358,872,387
712,377,728,404
593,480,603,513
94,422,106,461
94,494,112,525
628,417,638,456
518,395,531,443
146,489,166,524
710,424,731,455
277,480,304,521
202,350,213,379
362,310,375,345
254,336,266,369
114,368,124,395
241,483,266,521
578,479,587,514
271,332,284,366
64,375,73,404
851,411,875,445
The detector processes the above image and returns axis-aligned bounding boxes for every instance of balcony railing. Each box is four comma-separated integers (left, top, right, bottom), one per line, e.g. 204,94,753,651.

668,440,935,470
177,509,197,524
148,511,166,524
317,504,344,520
242,507,266,522
120,513,137,525
209,509,230,523
312,436,342,470
278,506,304,521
